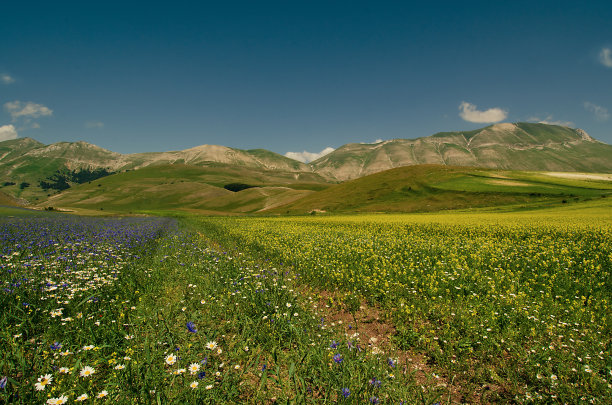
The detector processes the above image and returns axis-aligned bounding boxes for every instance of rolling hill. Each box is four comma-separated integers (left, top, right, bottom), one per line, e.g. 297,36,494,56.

40,164,326,214
267,165,612,214
40,163,612,215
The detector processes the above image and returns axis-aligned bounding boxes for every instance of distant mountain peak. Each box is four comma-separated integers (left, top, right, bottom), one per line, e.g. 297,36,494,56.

575,128,595,142
0,122,610,198
310,122,612,180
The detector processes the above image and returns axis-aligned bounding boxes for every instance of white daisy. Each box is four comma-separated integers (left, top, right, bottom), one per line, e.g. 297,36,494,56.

80,366,96,377
46,395,68,404
35,374,52,391
165,354,177,365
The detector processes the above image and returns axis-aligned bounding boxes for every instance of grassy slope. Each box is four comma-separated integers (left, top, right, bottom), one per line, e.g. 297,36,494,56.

0,190,26,207
41,164,329,214
38,163,612,215
268,164,612,214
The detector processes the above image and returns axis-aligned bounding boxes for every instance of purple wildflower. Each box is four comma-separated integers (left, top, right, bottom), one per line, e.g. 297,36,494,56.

341,387,350,398
186,322,197,333
333,353,343,364
0,376,7,389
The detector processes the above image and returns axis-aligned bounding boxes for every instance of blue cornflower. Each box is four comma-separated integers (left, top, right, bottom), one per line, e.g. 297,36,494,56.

370,396,379,404
186,322,197,333
0,376,7,389
330,340,339,349
387,358,396,368
50,342,62,350
261,364,267,371
197,371,206,379
369,377,381,388
341,388,350,398
333,353,343,364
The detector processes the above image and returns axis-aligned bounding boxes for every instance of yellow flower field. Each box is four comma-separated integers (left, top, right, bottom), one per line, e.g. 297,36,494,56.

195,209,612,402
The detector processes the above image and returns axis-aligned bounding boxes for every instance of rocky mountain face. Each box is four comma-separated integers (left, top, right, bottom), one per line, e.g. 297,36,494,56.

0,139,309,184
310,123,612,180
1,123,610,190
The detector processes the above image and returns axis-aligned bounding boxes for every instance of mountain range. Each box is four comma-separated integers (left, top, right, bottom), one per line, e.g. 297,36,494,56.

0,122,611,205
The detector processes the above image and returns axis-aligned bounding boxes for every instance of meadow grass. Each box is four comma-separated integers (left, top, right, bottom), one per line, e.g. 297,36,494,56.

1,203,610,403
1,213,441,404
192,207,612,403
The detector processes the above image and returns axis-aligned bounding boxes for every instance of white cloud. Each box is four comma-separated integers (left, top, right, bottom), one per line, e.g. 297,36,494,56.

4,101,53,121
85,121,104,129
285,147,335,163
599,47,612,68
459,101,508,123
1,74,15,84
529,115,574,127
0,125,18,141
360,139,384,144
584,101,609,121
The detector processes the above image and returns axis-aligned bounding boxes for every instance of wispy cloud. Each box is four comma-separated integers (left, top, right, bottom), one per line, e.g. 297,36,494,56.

4,101,53,121
1,74,15,84
85,121,104,129
584,102,609,121
459,101,507,123
0,125,18,141
599,47,612,68
285,147,335,163
528,115,574,127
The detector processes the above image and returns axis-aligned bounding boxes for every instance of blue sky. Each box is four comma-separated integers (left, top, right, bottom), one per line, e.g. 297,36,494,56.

1,1,611,162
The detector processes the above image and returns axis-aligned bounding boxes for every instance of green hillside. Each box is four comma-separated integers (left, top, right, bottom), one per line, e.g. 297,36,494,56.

268,165,612,214
40,164,329,214
0,139,316,203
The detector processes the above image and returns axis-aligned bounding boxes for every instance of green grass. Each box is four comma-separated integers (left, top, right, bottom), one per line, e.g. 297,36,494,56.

1,215,443,404
39,164,330,214
270,165,612,214
40,164,612,216
2,199,611,403
0,206,53,217
433,172,612,197
190,208,612,403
